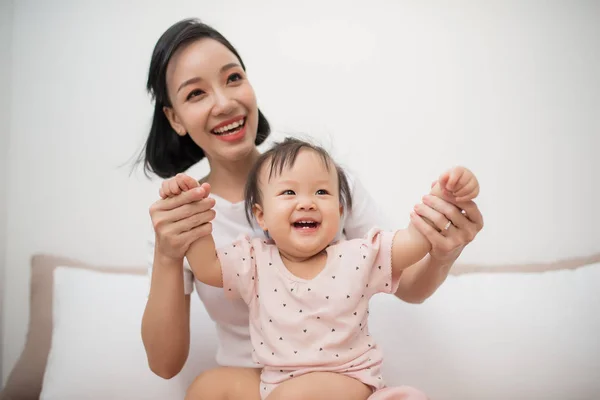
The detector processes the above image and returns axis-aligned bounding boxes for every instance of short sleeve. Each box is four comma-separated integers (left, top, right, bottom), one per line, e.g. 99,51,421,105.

217,235,257,304
147,227,194,296
343,172,391,239
364,228,401,295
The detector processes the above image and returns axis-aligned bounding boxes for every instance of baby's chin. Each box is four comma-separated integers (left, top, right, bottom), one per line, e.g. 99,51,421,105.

285,241,333,260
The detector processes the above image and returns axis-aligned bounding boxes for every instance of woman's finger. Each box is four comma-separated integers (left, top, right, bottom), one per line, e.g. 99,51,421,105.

422,195,469,229
167,198,216,224
414,202,450,232
182,222,214,249
169,208,217,235
410,211,445,245
458,201,484,230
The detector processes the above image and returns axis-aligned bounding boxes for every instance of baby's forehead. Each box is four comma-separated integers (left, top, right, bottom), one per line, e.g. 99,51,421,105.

260,150,338,183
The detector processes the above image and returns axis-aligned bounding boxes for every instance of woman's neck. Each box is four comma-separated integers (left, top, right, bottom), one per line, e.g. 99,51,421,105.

204,149,260,203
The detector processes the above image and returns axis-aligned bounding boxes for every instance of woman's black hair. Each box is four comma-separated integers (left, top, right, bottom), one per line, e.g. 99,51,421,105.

137,18,271,179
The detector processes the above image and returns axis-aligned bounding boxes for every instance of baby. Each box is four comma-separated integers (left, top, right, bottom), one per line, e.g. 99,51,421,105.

162,138,479,400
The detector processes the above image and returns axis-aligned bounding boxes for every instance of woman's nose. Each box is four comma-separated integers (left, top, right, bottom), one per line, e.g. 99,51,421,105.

211,89,235,116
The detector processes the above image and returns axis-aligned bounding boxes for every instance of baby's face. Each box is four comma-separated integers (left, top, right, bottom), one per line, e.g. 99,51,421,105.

253,149,342,260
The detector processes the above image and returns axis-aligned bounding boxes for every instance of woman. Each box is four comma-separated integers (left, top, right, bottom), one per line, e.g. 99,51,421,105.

140,18,484,399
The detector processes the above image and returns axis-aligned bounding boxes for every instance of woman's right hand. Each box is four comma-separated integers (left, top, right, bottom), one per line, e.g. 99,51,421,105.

149,181,216,262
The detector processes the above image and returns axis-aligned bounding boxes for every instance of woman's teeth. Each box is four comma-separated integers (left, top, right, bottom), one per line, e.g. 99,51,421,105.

212,118,245,135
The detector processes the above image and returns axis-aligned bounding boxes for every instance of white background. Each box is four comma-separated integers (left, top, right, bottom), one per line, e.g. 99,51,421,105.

1,0,599,385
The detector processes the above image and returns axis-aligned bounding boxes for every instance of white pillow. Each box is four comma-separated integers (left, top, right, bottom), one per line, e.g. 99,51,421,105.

40,267,218,400
369,263,600,400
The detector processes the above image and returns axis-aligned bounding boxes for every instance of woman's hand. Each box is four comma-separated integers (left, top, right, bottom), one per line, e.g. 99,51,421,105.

149,182,216,262
411,171,484,264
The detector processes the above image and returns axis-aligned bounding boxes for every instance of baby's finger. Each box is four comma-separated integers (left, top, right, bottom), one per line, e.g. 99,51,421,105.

453,178,478,200
156,186,209,212
455,186,480,203
446,167,464,191
175,174,191,191
183,175,200,191
452,171,473,195
168,178,183,197
161,180,176,198
438,172,450,189
159,187,167,199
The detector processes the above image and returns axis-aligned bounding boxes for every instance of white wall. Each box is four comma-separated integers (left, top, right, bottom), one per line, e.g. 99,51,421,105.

0,0,15,385
3,0,599,384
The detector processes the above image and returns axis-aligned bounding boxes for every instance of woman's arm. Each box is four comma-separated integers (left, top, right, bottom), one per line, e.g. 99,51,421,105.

142,253,192,379
141,187,215,379
395,195,484,303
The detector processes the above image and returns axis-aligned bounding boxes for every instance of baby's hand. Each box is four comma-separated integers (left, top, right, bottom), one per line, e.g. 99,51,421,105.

159,173,200,199
438,166,480,202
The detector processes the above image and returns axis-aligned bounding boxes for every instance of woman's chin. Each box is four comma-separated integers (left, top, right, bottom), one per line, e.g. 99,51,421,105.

215,136,258,162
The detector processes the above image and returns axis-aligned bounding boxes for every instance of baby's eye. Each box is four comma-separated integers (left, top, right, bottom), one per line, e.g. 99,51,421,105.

280,190,295,196
316,189,329,195
227,73,243,84
186,89,205,100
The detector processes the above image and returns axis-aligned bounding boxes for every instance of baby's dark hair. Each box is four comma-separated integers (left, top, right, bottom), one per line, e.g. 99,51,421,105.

244,137,352,226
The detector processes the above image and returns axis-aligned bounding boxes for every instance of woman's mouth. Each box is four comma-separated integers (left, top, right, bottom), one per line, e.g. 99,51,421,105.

211,118,246,136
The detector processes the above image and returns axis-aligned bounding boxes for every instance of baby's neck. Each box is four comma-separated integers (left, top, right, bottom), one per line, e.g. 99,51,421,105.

278,247,329,280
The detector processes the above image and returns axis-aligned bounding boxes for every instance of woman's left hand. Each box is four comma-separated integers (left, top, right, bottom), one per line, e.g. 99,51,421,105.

411,183,484,265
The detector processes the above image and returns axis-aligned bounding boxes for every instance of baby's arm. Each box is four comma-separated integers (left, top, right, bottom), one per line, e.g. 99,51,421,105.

391,166,479,277
159,174,223,288
183,184,223,288
186,223,223,288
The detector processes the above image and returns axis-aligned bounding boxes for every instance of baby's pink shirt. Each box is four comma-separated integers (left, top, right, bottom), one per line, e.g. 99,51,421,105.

218,228,401,372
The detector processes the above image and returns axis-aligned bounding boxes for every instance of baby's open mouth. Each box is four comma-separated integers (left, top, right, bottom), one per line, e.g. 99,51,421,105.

293,221,320,229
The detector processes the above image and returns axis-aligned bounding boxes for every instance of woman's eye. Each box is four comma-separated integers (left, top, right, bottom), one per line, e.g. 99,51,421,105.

281,190,295,195
227,73,243,84
316,189,329,195
186,89,205,100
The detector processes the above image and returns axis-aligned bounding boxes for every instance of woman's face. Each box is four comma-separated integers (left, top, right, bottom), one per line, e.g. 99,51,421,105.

164,38,259,164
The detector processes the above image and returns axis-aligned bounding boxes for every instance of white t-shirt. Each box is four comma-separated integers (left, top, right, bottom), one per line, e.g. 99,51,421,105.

147,173,388,368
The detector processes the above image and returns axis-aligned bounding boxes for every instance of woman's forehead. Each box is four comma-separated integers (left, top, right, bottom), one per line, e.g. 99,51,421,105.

166,38,239,85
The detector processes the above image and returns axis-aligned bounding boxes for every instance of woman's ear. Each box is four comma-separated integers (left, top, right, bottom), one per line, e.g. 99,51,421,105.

339,205,344,216
163,106,186,136
253,204,267,231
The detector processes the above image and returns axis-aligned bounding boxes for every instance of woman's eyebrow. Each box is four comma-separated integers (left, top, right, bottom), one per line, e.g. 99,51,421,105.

176,63,242,94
